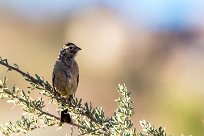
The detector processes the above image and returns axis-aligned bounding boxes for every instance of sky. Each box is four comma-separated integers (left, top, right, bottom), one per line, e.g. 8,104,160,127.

1,0,204,30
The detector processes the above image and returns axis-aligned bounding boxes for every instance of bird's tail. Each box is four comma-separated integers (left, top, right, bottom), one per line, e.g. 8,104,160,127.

61,104,71,123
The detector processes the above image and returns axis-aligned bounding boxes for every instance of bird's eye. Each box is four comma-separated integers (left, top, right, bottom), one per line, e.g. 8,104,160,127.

69,47,73,50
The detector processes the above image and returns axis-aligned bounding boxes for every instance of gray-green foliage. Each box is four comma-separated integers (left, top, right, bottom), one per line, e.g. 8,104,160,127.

0,57,168,136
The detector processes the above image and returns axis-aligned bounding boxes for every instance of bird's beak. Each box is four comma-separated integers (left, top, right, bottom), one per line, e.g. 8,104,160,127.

76,47,81,51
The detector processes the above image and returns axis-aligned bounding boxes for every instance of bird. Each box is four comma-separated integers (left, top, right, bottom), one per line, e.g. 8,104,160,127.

52,42,81,123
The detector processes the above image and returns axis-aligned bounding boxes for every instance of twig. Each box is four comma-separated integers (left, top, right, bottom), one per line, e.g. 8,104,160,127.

0,58,103,125
0,59,39,85
0,58,99,131
2,85,85,130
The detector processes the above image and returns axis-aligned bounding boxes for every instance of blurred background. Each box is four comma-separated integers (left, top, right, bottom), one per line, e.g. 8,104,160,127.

0,0,204,135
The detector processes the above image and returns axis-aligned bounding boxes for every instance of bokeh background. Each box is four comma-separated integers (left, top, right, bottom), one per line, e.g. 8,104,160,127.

1,1,204,135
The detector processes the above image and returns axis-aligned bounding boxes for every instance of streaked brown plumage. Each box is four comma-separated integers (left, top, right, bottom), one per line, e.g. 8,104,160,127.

52,42,81,123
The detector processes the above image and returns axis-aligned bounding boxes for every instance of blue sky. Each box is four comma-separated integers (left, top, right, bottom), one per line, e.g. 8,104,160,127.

1,0,203,30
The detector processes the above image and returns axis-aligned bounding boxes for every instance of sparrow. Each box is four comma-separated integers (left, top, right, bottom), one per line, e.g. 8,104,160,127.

52,42,81,123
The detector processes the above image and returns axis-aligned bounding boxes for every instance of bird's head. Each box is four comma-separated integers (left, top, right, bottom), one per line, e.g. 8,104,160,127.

60,43,81,58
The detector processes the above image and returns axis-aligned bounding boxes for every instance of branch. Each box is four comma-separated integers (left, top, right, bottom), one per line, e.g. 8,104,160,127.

0,57,169,135
0,57,104,127
0,77,84,131
0,57,39,85
0,57,109,134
